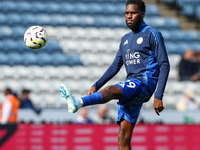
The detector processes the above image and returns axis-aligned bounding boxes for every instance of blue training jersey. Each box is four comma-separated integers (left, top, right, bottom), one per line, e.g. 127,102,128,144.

93,22,170,100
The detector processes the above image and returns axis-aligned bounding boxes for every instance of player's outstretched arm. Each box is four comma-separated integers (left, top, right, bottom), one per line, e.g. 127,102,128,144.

87,86,96,96
154,98,165,116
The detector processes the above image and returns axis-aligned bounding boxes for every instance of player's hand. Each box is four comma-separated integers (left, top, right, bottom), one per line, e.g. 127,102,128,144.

154,98,164,116
87,86,96,96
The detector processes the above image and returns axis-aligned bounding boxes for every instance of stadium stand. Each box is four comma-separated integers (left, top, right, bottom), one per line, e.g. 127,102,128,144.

0,0,199,111
23,53,39,66
0,52,8,65
162,0,200,23
0,26,12,39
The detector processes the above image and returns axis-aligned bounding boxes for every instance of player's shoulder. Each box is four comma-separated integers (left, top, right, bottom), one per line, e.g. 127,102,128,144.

144,25,163,43
123,31,132,38
145,25,162,36
121,31,132,41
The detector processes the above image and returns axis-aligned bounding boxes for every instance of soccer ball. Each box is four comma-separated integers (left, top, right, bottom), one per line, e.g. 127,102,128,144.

24,25,48,49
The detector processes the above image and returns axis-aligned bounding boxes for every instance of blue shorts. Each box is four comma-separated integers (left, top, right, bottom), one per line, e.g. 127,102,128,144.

116,79,152,127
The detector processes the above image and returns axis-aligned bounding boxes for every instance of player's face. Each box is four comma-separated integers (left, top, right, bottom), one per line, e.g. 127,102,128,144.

125,4,144,30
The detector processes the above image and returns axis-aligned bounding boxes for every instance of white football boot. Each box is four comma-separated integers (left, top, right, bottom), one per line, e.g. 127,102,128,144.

60,84,79,113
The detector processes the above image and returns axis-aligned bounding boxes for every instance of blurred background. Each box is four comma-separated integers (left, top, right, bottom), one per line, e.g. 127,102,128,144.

1,0,200,149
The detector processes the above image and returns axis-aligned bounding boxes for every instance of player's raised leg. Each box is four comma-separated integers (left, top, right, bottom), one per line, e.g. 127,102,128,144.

60,84,123,113
60,84,105,113
60,84,81,113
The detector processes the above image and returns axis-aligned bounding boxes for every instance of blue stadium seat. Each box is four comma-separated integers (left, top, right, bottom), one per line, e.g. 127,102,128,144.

36,14,52,26
46,2,61,14
74,3,89,15
31,2,47,14
0,26,12,39
81,15,95,27
12,26,26,39
164,17,180,29
195,5,200,21
17,2,32,13
17,39,31,52
182,2,194,17
94,16,110,27
0,2,3,11
97,0,121,3
159,29,172,42
170,30,185,41
22,14,38,27
59,3,75,14
146,4,160,17
7,13,23,26
37,52,54,66
8,52,24,66
23,52,39,66
179,0,200,17
177,41,192,55
0,41,3,51
115,4,126,16
102,4,117,15
184,30,199,41
170,30,199,42
109,16,125,28
65,15,80,27
163,0,176,4
66,54,83,66
51,14,67,26
145,17,165,29
191,42,200,52
0,13,8,25
165,41,178,54
52,52,69,66
3,39,19,53
0,52,8,65
176,0,186,8
41,40,63,54
2,1,17,13
88,3,104,15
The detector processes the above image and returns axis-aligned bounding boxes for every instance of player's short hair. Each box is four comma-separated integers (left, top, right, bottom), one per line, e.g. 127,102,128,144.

22,89,31,94
126,0,146,12
5,88,12,94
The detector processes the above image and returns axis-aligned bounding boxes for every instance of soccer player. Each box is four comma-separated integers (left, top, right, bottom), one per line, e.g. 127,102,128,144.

60,0,170,149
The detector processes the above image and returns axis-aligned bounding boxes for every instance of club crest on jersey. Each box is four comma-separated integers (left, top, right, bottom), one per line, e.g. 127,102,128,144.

137,37,143,44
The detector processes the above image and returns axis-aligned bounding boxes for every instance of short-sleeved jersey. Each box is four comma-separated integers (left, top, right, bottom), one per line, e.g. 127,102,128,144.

93,22,170,100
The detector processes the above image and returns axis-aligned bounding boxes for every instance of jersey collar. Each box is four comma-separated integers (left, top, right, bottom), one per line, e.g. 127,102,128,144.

133,22,148,33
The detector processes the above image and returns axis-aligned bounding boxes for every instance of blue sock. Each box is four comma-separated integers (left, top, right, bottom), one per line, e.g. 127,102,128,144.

81,91,103,107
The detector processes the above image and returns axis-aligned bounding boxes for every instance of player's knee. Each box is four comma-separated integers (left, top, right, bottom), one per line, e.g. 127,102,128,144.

101,85,122,100
118,128,131,145
104,85,113,91
104,85,120,95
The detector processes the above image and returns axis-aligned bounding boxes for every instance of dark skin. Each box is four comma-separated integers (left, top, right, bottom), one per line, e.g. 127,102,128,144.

4,89,12,96
87,4,164,150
